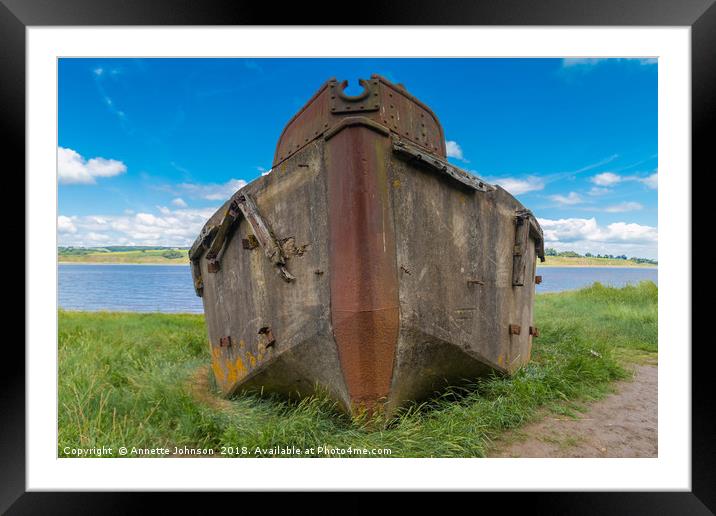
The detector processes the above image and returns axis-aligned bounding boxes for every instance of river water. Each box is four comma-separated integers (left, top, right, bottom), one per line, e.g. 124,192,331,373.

58,264,657,313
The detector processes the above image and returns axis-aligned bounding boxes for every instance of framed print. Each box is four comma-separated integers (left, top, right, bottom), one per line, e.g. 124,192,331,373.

3,0,710,512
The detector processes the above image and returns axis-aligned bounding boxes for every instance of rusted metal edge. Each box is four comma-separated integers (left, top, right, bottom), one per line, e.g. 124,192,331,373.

236,192,295,282
324,116,390,141
189,224,219,297
391,137,494,192
205,200,242,273
190,259,203,297
516,209,546,262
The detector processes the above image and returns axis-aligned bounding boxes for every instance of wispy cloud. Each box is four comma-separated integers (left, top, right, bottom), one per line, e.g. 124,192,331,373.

549,192,583,206
561,58,657,69
491,176,545,195
590,171,657,190
93,64,129,127
58,147,127,184
588,187,611,196
177,178,247,201
604,202,644,213
171,198,188,208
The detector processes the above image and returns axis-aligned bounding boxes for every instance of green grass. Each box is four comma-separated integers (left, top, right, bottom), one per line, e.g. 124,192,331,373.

58,281,657,458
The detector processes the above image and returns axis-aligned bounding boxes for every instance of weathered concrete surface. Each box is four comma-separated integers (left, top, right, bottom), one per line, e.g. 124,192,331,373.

192,75,543,415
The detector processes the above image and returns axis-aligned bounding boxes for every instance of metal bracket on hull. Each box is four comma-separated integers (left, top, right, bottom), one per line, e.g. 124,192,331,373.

189,191,295,296
236,193,295,283
205,200,242,273
391,137,494,192
512,209,546,287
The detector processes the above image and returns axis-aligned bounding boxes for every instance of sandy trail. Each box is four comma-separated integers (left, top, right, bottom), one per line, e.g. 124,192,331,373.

489,364,657,458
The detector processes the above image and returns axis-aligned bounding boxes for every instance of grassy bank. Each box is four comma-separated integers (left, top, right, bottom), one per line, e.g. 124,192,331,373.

537,255,656,268
59,249,189,265
58,282,657,458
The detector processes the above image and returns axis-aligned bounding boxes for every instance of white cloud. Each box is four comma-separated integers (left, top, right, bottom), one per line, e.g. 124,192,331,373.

178,178,247,201
171,197,188,208
538,216,657,258
604,202,643,213
58,206,219,247
57,216,77,234
492,176,545,195
549,191,583,206
85,232,111,242
58,147,127,184
445,140,467,162
638,172,658,189
591,172,622,187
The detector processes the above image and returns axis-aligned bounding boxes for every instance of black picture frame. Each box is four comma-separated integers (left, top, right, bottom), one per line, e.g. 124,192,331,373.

3,0,708,512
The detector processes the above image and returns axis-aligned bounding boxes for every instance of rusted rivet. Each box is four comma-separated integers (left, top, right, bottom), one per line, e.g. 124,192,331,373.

535,275,543,284
509,324,521,335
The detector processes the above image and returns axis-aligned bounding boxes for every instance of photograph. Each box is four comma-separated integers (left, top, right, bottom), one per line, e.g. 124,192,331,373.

57,57,658,459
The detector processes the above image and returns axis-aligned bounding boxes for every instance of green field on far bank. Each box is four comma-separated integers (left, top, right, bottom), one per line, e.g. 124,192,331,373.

537,255,657,268
58,247,655,268
59,247,189,264
58,281,657,458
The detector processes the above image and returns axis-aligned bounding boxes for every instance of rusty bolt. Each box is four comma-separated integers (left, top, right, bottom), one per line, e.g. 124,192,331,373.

529,326,540,337
535,275,543,284
242,234,259,250
258,326,276,351
219,336,232,348
509,324,521,335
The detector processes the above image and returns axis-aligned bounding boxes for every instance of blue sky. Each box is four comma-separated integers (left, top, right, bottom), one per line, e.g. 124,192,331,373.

58,58,657,258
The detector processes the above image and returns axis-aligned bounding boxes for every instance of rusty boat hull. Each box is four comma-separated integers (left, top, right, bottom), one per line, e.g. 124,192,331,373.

190,75,544,415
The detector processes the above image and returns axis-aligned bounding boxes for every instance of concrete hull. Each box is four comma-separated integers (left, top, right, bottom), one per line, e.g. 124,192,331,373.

191,76,544,415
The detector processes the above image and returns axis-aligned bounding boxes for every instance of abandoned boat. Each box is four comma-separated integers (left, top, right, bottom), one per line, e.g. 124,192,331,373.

190,75,545,415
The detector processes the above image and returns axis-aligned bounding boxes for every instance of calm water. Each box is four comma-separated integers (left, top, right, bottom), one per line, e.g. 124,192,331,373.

58,264,657,313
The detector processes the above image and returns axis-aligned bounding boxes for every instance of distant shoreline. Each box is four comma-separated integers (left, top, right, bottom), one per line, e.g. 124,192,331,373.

59,261,657,270
537,264,657,269
59,261,189,266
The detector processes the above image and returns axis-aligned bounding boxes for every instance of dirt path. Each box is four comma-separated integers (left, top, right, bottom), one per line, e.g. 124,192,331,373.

489,365,657,458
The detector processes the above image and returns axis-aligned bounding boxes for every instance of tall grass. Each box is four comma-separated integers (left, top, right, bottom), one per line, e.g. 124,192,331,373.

58,281,656,458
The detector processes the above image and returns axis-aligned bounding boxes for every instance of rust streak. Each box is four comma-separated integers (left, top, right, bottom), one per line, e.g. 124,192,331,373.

326,123,399,411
